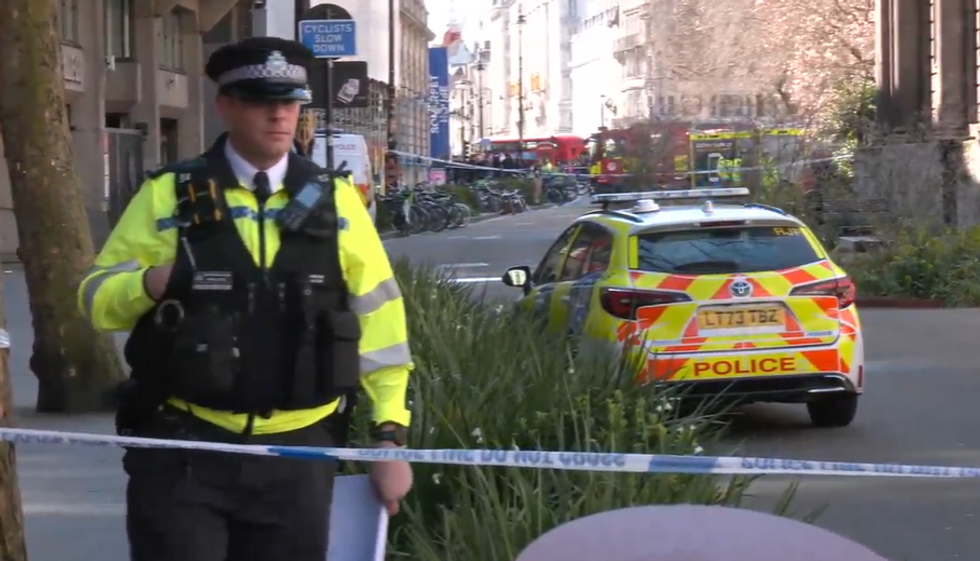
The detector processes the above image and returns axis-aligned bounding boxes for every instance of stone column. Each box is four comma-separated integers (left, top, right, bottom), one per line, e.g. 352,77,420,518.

932,0,969,134
890,0,931,130
251,3,296,39
178,13,204,158
74,0,110,244
874,0,894,127
202,11,236,146
132,2,162,170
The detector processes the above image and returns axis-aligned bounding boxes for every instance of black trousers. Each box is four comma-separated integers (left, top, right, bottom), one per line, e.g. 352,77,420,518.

125,407,339,561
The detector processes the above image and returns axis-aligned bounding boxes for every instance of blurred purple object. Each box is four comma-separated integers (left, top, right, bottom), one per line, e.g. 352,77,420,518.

515,505,891,561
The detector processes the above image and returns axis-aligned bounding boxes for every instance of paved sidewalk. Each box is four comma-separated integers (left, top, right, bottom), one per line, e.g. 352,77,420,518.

17,411,125,561
0,269,126,560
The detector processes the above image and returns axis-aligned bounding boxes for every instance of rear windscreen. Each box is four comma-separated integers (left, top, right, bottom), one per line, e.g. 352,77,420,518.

634,225,821,274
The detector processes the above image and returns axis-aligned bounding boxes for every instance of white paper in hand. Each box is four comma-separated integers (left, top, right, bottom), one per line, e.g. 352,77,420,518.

326,475,389,561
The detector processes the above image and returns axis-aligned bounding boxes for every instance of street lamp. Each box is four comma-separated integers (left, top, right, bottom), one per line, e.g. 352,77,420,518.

385,0,398,186
476,53,486,139
456,79,471,154
517,9,526,156
599,95,615,130
600,95,607,129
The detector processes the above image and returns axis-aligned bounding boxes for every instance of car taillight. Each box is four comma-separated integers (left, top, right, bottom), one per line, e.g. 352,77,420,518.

790,277,856,308
599,287,691,320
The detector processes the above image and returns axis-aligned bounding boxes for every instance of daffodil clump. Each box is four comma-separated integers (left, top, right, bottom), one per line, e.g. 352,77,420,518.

348,261,772,561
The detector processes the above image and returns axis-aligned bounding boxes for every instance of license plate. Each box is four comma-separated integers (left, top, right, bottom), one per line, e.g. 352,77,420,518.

697,306,785,329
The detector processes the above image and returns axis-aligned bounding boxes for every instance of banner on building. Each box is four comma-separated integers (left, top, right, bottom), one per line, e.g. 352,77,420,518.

428,47,451,163
309,60,370,109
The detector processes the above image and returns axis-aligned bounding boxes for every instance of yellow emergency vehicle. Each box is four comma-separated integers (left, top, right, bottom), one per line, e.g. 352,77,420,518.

500,188,864,428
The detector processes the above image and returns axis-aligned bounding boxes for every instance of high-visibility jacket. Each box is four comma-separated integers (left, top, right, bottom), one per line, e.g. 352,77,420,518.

718,157,743,184
77,145,412,435
760,156,781,188
589,163,601,176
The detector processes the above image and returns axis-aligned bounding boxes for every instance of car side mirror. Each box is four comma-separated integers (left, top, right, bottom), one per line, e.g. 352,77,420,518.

502,266,531,289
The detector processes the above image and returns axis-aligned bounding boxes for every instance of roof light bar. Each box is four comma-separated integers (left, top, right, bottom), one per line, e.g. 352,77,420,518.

591,188,750,203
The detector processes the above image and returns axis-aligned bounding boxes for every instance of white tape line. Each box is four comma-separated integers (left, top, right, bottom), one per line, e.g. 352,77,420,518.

1,428,979,478
395,150,853,179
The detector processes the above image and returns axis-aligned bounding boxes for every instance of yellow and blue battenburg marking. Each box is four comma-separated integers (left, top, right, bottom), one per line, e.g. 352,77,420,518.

156,206,348,231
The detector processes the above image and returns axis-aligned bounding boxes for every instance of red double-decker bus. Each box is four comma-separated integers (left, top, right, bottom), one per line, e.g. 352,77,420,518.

485,135,587,164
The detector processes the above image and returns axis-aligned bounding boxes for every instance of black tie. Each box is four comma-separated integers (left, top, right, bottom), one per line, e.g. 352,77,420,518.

253,171,271,202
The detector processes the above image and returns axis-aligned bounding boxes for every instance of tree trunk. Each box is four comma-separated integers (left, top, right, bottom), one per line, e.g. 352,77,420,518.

0,0,126,413
0,298,29,561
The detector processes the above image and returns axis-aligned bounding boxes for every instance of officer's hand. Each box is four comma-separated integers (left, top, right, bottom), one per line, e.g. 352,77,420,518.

143,263,174,300
369,442,413,516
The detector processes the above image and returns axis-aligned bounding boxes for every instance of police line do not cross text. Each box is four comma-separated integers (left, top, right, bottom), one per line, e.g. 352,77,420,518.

4,427,980,479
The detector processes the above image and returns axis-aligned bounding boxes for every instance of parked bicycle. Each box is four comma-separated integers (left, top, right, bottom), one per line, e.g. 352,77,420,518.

543,176,580,205
377,186,472,236
471,180,528,214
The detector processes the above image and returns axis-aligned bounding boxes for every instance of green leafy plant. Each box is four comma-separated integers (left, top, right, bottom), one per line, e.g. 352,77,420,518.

441,183,480,212
375,203,394,231
844,226,980,306
491,177,538,205
344,261,808,560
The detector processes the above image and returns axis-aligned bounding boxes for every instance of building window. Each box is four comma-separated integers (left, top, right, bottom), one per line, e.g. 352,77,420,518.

160,8,187,71
60,0,79,43
622,51,642,78
626,90,642,117
105,0,133,58
160,118,179,164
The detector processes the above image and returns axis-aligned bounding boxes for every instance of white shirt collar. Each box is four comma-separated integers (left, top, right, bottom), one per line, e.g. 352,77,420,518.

223,139,289,193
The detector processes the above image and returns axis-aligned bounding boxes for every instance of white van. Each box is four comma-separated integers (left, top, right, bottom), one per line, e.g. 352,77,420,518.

311,132,377,222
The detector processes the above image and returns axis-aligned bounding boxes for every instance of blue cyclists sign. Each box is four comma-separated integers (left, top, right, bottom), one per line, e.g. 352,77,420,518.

298,19,357,59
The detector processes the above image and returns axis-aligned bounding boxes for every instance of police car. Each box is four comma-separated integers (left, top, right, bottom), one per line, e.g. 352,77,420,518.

501,188,864,428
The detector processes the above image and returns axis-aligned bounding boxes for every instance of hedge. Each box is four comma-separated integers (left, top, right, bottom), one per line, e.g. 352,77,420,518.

346,261,803,560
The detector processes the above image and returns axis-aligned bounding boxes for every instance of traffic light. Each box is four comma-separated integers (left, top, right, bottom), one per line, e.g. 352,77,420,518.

462,141,471,159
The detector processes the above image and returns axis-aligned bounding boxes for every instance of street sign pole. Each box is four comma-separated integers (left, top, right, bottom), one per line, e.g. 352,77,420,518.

297,13,357,172
324,57,335,169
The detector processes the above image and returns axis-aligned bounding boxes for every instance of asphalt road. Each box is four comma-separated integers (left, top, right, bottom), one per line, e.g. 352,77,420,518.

384,200,980,561
7,200,980,560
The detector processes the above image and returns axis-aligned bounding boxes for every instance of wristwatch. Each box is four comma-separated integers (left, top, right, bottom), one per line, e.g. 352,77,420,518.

371,423,408,446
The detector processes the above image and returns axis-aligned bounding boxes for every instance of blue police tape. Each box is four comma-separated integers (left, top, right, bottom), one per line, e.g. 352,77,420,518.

394,150,854,179
0,427,977,478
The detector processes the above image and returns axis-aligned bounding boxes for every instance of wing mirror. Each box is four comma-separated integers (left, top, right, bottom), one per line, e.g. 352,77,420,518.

502,266,531,290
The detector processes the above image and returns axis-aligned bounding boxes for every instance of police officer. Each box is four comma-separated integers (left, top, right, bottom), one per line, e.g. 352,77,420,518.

77,37,413,561
718,153,743,186
589,160,601,193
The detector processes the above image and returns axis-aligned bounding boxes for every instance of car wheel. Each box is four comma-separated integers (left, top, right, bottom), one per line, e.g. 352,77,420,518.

807,393,858,428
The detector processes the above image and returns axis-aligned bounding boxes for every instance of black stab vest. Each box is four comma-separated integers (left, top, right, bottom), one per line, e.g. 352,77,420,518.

124,143,360,416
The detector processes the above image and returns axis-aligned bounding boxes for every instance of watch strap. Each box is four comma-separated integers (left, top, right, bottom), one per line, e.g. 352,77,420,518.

371,423,408,446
